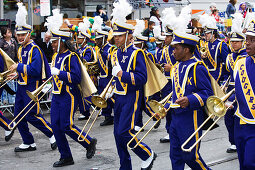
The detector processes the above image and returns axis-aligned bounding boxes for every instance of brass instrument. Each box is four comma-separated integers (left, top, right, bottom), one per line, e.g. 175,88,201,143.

8,77,52,130
200,41,208,58
155,63,164,73
181,89,235,152
127,92,173,150
220,76,231,93
78,76,115,142
83,59,100,76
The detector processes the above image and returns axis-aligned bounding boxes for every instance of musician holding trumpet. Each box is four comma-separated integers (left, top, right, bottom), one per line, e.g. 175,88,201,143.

7,3,56,152
163,31,213,170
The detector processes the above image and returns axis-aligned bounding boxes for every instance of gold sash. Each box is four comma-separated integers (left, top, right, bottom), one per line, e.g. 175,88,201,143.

236,58,255,119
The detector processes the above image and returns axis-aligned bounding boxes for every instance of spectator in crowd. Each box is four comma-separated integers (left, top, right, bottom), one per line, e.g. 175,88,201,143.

149,7,162,32
0,27,18,62
143,21,156,55
226,0,237,18
206,2,217,15
239,2,247,18
39,32,53,63
211,9,225,32
93,5,110,31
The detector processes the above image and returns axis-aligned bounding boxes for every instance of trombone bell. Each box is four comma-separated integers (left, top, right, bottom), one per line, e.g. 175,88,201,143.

26,90,38,102
149,100,167,117
91,96,107,108
206,96,226,117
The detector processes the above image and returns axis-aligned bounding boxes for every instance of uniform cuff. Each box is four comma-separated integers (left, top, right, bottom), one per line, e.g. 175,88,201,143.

187,93,204,109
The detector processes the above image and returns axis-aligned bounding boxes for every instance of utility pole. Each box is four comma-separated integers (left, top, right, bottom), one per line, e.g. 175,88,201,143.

28,0,33,26
84,0,87,16
0,0,4,19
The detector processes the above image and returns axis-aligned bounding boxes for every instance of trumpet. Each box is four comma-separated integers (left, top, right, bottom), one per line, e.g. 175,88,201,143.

200,47,207,56
78,76,115,142
8,77,52,130
127,92,173,150
181,89,235,152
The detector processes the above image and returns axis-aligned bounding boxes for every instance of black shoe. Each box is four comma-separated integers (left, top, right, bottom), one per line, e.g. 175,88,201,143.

160,137,170,143
14,146,36,152
153,119,161,129
5,129,15,142
100,117,114,126
78,115,90,121
51,142,57,150
141,153,157,170
226,148,237,153
53,157,74,167
86,138,97,159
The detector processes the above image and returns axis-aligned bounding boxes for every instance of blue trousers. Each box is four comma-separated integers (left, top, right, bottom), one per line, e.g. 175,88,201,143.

224,108,235,145
14,82,53,145
98,77,114,119
0,112,11,131
161,80,172,133
114,90,152,170
234,116,255,170
79,96,91,117
51,87,92,159
169,110,209,170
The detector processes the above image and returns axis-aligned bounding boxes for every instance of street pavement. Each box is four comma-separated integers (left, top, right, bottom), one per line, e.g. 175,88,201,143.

0,108,239,170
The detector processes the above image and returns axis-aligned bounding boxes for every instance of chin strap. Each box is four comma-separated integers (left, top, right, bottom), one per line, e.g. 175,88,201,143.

81,38,86,47
57,38,61,53
124,32,128,52
19,32,29,45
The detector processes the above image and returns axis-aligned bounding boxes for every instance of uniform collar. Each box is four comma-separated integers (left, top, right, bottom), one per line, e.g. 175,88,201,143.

121,43,132,52
23,40,33,48
102,42,109,51
251,56,255,63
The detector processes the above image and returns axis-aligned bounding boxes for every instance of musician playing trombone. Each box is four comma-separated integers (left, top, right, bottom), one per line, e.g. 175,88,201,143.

7,3,57,152
233,19,255,170
164,31,213,170
224,13,247,154
45,9,97,167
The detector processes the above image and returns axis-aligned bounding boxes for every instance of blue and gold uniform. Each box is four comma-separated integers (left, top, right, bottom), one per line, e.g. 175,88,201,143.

15,39,54,146
165,32,213,170
97,41,115,122
233,55,255,170
51,48,95,159
200,38,229,82
225,45,247,148
111,40,154,169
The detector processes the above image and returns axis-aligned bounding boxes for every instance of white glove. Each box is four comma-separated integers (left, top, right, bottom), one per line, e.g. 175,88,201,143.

105,86,114,99
64,19,71,26
112,63,122,77
41,84,52,93
51,67,60,76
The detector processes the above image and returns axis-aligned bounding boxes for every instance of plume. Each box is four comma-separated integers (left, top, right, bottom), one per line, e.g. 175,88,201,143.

161,7,176,29
173,5,192,33
198,13,217,29
92,16,103,31
44,9,63,32
231,13,244,33
78,17,90,33
111,0,132,24
133,19,145,37
244,12,255,29
15,2,28,27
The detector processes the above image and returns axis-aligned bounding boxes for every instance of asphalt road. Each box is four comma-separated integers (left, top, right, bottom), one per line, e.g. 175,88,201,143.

0,108,239,170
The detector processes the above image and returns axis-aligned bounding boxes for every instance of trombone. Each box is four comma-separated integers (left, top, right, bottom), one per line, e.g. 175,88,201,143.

8,77,52,130
127,92,173,150
78,76,115,142
181,89,235,152
0,70,18,89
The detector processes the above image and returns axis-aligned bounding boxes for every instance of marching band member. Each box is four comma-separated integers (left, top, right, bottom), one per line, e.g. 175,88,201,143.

95,27,115,126
8,3,56,152
233,19,255,170
199,14,229,83
164,31,213,170
45,9,97,167
110,1,156,169
224,13,247,153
